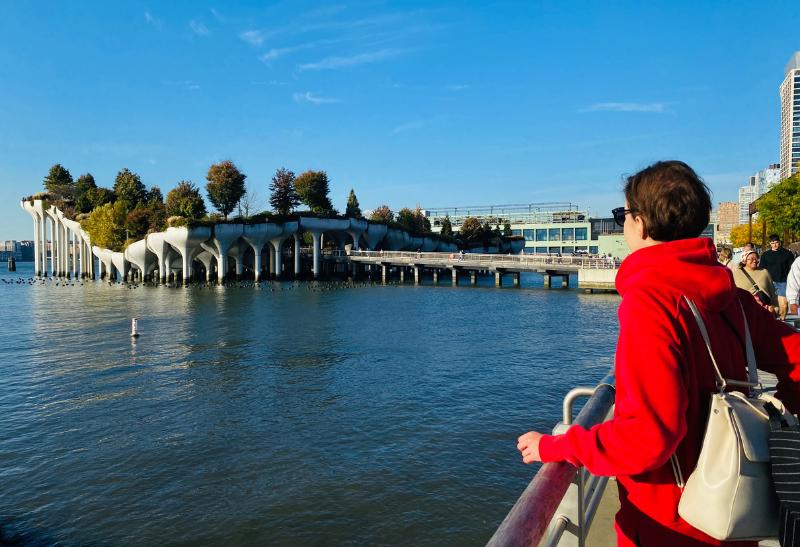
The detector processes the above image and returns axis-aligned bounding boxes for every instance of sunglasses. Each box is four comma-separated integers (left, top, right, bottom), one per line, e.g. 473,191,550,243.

611,207,636,227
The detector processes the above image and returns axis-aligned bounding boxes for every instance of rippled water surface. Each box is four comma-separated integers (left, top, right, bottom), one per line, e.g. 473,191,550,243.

0,262,619,545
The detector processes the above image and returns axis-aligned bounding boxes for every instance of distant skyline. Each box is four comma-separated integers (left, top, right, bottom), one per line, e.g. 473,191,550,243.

1,1,799,240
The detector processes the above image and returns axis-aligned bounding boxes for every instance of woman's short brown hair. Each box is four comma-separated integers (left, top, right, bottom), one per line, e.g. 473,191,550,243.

624,160,711,242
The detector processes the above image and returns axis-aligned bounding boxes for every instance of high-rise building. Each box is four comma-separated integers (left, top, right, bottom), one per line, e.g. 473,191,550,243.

738,163,781,224
715,202,739,245
779,51,800,180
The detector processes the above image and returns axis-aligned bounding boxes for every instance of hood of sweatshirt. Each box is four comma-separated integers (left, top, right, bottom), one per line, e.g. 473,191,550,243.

615,238,737,312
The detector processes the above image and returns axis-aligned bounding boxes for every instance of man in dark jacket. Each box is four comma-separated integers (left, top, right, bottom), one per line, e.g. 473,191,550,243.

759,234,795,319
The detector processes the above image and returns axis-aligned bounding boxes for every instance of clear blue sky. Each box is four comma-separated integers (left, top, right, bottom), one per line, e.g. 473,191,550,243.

1,1,798,240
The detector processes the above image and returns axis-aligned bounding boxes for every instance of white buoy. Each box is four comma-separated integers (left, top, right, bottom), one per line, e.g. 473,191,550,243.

131,317,140,338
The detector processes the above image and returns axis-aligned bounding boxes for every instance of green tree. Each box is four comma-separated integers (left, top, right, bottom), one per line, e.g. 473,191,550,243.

82,201,127,251
459,216,481,240
166,181,207,220
396,207,416,231
125,207,153,240
503,222,512,236
85,187,116,210
757,173,800,237
113,168,147,212
345,189,362,218
269,168,299,216
206,160,246,219
74,173,98,213
43,164,75,199
295,170,334,214
440,215,453,237
396,207,431,234
146,186,164,206
369,204,394,223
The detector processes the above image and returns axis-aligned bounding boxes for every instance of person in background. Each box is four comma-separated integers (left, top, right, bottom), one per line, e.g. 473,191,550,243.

516,160,800,546
759,235,795,319
730,241,754,269
732,249,777,313
717,247,733,267
786,255,800,316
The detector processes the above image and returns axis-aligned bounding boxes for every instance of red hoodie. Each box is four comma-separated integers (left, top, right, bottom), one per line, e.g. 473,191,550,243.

538,238,800,546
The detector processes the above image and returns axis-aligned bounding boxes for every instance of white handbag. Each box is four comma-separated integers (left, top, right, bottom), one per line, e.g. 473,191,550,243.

673,297,796,541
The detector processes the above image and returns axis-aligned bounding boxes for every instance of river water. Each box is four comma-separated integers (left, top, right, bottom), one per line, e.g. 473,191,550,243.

0,262,619,546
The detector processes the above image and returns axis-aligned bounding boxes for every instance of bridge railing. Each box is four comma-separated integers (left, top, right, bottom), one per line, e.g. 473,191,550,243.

322,249,620,270
487,371,616,547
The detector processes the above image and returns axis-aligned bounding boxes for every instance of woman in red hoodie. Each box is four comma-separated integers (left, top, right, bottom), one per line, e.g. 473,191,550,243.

516,161,800,546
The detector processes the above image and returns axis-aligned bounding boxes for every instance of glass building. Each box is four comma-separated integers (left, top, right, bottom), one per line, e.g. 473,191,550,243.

780,51,800,181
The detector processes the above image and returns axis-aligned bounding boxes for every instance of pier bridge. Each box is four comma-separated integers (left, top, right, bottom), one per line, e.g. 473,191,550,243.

322,250,619,290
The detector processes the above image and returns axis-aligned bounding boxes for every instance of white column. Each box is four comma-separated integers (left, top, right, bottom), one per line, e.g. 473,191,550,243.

32,215,41,276
78,237,84,278
294,234,301,278
182,253,192,283
311,231,321,279
253,248,262,282
271,238,284,278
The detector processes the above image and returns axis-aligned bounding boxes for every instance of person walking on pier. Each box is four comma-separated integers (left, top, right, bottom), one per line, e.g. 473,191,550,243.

759,235,795,320
516,160,800,546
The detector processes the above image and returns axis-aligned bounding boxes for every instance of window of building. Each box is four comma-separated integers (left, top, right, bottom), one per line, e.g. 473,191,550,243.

511,229,522,236
535,246,547,254
575,227,588,241
562,228,574,241
549,228,561,241
590,246,599,254
548,246,560,254
535,228,547,241
562,246,575,254
576,246,588,252
523,229,534,241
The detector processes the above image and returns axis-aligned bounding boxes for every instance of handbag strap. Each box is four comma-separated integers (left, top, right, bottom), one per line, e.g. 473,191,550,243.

672,296,759,489
739,266,763,295
683,296,758,392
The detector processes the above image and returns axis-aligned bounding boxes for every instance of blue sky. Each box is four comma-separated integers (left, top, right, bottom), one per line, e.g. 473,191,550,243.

1,1,798,240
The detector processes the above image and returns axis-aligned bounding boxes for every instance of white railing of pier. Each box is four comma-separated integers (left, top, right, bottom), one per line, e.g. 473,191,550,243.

322,250,620,270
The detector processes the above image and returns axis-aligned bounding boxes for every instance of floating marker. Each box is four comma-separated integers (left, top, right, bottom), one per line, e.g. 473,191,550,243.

131,317,140,338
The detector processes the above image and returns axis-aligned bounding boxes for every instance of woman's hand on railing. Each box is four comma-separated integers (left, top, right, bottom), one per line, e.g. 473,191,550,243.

517,431,544,464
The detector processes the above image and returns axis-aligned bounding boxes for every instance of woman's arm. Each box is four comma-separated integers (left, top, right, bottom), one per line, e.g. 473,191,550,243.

521,289,688,477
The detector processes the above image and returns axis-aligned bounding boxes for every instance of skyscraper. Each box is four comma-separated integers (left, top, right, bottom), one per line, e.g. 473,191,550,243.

779,51,800,180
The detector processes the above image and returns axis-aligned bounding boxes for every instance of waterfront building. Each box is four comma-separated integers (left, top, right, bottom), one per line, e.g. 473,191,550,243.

738,164,781,224
780,51,800,180
714,202,739,245
424,203,629,258
0,240,32,261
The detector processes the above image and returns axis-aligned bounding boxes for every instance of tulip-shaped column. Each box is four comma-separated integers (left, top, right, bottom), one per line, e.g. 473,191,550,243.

205,224,244,284
164,226,212,283
269,221,299,279
300,218,348,279
242,224,281,282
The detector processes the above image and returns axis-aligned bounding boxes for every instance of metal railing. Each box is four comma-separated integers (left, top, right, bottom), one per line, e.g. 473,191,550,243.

323,250,620,270
486,372,616,547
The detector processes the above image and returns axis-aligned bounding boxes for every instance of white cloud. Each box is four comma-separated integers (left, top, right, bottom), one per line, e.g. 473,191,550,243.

580,102,667,113
299,48,408,70
292,92,340,105
190,19,210,36
240,30,266,46
210,8,226,22
260,46,298,62
144,11,162,28
391,120,428,134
